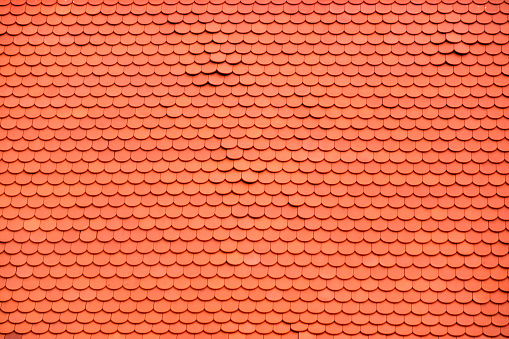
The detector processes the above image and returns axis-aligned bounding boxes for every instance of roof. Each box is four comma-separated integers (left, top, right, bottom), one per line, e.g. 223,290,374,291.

1,0,509,338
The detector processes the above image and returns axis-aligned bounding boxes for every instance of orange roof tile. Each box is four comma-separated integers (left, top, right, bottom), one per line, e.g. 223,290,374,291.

1,0,509,337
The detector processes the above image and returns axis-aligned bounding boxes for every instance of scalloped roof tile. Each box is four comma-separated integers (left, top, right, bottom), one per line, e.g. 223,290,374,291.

1,0,509,338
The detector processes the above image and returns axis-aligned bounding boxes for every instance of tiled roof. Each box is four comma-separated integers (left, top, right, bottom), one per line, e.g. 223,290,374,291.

1,0,509,337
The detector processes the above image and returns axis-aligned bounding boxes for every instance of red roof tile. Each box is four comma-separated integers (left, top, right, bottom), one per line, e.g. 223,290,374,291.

1,0,509,337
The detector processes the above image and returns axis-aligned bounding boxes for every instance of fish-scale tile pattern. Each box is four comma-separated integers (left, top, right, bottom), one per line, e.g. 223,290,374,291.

1,0,509,338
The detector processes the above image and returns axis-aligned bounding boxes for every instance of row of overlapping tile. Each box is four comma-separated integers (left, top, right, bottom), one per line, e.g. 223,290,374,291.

0,111,508,220
1,224,508,335
2,1,508,16
1,3,508,103
1,0,509,338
